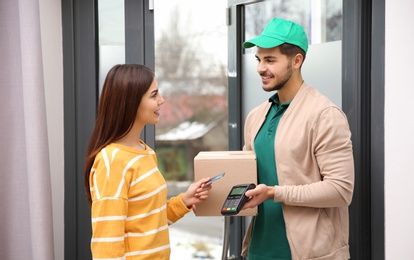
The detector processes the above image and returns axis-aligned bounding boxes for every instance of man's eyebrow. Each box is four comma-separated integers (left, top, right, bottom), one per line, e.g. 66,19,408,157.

255,54,277,59
264,55,277,59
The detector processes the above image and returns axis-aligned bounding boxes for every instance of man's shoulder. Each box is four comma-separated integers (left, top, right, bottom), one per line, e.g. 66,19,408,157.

297,84,337,109
286,83,347,123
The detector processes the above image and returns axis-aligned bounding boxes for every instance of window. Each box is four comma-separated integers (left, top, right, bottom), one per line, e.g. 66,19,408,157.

98,0,125,94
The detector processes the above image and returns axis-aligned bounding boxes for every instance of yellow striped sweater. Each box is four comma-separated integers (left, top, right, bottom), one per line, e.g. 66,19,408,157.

89,142,191,259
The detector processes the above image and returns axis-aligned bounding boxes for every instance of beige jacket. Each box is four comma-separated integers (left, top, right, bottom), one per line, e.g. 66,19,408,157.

242,83,354,260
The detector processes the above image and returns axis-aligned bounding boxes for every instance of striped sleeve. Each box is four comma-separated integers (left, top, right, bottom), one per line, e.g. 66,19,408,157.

166,193,192,225
90,148,129,259
91,198,128,259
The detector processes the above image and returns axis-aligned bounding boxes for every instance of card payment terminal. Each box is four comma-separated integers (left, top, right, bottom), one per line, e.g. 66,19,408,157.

221,183,256,215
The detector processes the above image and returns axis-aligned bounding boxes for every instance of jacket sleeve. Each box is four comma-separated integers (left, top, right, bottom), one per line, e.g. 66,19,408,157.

166,193,192,224
243,101,270,151
274,106,355,208
243,111,254,151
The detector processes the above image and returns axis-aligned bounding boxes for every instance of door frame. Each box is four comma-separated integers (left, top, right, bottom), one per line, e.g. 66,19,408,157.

62,0,98,259
62,0,155,258
226,0,385,259
62,0,385,258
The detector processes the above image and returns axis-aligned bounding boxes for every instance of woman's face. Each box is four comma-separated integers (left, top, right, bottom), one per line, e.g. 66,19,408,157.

135,78,164,126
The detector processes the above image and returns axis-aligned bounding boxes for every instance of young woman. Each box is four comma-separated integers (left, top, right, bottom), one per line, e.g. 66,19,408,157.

84,64,212,259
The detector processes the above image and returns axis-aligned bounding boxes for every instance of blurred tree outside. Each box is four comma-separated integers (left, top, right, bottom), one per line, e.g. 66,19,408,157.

154,5,228,182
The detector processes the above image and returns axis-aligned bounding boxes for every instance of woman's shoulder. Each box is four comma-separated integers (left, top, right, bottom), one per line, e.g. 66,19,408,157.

93,143,153,168
107,142,155,155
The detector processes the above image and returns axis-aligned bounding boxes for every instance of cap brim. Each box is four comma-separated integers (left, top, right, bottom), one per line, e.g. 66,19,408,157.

243,35,284,49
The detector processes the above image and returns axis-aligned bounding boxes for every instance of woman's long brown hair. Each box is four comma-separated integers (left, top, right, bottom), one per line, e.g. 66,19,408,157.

84,64,155,206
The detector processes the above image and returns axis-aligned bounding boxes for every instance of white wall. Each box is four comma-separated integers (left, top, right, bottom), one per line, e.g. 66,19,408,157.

39,0,64,259
385,0,414,259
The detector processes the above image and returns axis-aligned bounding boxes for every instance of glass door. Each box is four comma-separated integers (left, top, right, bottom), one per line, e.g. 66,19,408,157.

98,0,125,93
97,1,228,259
154,1,228,259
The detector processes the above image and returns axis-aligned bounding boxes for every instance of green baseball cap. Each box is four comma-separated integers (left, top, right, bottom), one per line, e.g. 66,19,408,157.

243,18,308,53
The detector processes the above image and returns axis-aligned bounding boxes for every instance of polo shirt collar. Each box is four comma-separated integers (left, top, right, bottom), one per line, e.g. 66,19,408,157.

269,93,292,106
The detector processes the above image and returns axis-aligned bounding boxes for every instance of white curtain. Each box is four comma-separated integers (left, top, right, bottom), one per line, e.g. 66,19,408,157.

0,0,55,259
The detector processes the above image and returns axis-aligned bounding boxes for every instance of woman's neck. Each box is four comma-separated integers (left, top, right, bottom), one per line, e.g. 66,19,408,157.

114,123,145,150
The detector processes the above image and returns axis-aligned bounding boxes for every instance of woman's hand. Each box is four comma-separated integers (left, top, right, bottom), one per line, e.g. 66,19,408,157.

182,177,212,208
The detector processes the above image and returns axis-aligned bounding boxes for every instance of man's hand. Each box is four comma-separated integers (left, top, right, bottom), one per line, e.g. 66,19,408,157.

242,184,274,209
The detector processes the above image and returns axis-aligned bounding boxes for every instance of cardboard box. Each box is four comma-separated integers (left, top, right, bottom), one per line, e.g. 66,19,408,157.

194,151,257,216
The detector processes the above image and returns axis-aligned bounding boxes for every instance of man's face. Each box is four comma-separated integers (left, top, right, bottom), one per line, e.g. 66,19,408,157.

255,46,293,92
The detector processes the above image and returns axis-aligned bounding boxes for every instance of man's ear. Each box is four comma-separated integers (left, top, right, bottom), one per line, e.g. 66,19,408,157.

293,53,304,69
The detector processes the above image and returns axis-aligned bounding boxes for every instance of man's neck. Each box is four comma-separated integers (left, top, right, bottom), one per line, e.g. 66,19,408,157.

277,76,304,103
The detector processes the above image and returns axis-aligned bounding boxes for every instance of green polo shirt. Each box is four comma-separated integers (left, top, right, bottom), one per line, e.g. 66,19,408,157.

248,93,291,260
